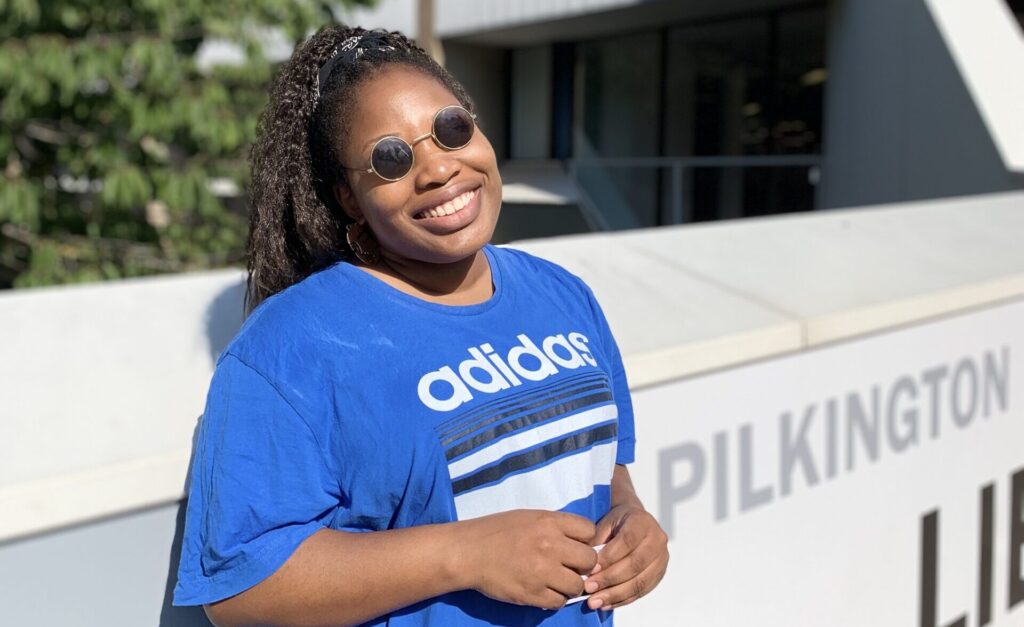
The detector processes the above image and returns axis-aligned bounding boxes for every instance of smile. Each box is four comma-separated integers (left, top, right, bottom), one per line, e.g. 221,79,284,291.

413,188,479,220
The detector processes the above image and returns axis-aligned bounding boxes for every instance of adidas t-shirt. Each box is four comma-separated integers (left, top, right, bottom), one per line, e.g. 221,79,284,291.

172,243,637,625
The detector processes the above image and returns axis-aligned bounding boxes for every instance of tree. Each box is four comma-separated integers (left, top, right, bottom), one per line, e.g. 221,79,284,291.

0,0,373,288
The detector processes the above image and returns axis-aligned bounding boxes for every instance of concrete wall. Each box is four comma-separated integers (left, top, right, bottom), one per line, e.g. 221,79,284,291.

0,502,207,627
820,0,1024,209
2,191,1024,625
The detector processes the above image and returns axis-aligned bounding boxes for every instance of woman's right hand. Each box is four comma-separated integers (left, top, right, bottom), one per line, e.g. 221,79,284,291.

456,509,600,610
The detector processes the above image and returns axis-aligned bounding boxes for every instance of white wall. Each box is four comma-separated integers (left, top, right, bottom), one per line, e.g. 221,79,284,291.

622,297,1022,626
0,270,245,539
3,191,1024,625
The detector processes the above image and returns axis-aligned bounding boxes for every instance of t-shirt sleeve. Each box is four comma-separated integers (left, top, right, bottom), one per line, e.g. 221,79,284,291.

172,352,341,606
580,282,636,465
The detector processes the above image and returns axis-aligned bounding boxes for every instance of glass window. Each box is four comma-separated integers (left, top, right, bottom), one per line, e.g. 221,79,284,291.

776,8,826,156
509,46,552,159
662,7,826,221
565,6,826,229
574,32,662,228
664,17,770,158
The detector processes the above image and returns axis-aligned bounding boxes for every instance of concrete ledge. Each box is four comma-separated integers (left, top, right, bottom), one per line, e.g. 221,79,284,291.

0,449,190,542
803,272,1024,346
515,190,1024,386
3,190,1023,542
622,322,803,389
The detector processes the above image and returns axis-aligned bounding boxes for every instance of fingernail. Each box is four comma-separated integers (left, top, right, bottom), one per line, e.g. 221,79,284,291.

590,563,602,574
584,580,599,593
590,598,604,609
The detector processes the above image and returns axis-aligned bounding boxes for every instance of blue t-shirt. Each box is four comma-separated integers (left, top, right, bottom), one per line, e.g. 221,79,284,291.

173,244,636,625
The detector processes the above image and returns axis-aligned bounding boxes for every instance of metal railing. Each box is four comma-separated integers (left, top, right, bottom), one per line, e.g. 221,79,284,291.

567,154,822,230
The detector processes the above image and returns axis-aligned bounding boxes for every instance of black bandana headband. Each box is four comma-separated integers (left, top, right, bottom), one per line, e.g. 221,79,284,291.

315,30,396,102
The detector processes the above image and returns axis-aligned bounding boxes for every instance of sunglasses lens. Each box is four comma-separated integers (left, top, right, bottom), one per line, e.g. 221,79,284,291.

371,136,414,180
434,106,475,149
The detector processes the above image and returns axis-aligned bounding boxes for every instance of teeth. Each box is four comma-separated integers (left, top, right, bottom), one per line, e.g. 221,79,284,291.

416,189,476,219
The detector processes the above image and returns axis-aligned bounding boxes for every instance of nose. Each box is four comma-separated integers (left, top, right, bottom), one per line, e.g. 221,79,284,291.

413,141,461,190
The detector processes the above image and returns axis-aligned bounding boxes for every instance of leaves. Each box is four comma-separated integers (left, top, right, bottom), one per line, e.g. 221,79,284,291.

101,165,151,209
0,0,375,288
0,178,41,230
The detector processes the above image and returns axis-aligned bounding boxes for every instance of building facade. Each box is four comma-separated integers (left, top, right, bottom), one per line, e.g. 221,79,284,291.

340,0,1024,240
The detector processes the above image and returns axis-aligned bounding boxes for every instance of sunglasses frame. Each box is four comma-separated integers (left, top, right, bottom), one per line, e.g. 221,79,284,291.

345,105,478,183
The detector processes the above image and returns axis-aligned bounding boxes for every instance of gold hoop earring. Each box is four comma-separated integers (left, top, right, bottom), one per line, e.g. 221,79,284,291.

345,219,381,265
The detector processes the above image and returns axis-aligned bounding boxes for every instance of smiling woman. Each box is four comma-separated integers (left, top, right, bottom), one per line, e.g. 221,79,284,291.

171,25,668,627
332,66,501,283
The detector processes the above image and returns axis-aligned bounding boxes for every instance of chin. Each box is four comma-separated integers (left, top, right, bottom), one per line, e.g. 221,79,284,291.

423,239,488,265
432,214,499,263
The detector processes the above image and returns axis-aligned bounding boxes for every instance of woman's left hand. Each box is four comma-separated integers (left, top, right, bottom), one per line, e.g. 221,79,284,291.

583,494,669,610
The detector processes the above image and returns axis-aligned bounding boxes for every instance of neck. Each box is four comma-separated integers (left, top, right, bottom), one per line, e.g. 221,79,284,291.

363,247,493,304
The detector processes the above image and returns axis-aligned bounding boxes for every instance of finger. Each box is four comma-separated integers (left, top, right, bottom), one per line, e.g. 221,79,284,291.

553,512,597,542
590,514,618,547
586,556,667,611
537,588,569,611
547,566,587,599
587,534,658,590
589,549,643,594
559,537,599,574
595,518,645,568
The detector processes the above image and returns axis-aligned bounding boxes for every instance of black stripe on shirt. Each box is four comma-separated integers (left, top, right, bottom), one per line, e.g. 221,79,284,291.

440,380,611,446
444,390,613,461
451,422,618,496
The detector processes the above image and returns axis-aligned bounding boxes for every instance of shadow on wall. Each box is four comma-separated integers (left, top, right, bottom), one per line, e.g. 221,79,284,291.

158,416,213,627
159,281,247,626
204,278,247,365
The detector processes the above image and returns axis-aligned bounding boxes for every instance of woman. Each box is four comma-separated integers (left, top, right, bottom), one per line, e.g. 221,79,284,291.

173,25,669,626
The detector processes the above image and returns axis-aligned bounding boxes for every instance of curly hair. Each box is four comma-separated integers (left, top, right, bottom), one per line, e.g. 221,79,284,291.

244,25,477,314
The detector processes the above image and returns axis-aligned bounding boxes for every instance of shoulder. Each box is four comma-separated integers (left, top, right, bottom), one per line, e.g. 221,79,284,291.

488,243,595,302
218,262,349,370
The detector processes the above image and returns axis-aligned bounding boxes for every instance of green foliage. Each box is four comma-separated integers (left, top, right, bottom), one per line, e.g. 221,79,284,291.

0,0,374,288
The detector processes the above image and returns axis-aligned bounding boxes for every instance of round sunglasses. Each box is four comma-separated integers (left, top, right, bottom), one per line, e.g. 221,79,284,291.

344,105,478,182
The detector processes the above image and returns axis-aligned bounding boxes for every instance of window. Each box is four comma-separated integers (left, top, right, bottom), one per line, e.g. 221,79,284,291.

567,6,827,227
574,32,663,228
